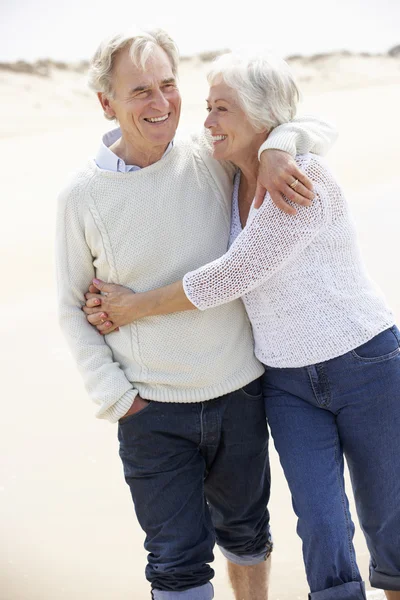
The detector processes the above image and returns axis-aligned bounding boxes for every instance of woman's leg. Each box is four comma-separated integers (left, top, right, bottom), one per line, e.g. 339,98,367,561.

331,328,400,596
264,367,366,600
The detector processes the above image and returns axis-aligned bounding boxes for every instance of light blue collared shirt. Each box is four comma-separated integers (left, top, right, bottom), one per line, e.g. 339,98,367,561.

95,127,173,172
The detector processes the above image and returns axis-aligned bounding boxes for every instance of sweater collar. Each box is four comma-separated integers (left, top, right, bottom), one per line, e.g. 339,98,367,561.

95,127,173,173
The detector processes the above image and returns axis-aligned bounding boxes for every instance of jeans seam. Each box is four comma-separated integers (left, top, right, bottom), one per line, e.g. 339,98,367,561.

391,325,400,346
334,432,357,580
350,347,400,363
307,365,331,408
199,403,205,447
316,364,331,407
307,367,320,404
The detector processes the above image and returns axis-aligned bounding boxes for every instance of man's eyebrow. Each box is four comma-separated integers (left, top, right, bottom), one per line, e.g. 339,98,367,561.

129,78,176,94
130,85,148,94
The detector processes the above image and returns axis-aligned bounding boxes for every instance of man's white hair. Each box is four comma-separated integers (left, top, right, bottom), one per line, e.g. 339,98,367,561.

88,28,180,99
207,52,300,132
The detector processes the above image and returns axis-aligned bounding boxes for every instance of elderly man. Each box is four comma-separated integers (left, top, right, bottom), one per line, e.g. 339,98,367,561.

56,29,335,600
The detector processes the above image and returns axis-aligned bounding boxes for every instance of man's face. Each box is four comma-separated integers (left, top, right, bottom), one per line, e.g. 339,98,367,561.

101,45,181,155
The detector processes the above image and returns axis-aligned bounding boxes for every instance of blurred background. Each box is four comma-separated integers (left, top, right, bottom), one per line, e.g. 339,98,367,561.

1,0,400,598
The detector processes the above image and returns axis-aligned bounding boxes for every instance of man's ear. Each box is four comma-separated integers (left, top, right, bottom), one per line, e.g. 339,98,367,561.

97,92,116,119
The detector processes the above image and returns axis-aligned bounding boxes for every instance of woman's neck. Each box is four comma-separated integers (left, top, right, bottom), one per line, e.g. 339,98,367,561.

233,132,269,187
235,154,259,187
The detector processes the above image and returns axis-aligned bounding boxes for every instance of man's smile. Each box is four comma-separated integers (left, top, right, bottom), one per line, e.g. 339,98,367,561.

144,114,170,123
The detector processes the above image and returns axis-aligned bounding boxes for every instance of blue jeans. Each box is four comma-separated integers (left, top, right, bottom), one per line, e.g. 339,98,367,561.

118,378,272,599
263,326,400,599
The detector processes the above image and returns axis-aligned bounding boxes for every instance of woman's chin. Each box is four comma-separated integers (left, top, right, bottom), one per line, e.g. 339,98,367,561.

212,146,230,162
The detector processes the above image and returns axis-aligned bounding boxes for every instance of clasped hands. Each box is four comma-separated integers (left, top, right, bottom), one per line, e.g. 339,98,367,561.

82,279,140,334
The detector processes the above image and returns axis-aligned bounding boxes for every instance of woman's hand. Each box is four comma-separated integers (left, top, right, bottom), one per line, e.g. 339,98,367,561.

255,149,314,213
82,279,144,334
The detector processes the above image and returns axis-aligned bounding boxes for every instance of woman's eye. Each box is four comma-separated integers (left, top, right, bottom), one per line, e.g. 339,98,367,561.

206,106,211,112
217,106,227,112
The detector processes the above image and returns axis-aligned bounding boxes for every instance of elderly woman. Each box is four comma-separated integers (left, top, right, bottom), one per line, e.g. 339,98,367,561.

84,53,400,599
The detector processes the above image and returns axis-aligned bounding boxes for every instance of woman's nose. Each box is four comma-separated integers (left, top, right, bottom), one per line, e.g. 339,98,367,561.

204,112,215,129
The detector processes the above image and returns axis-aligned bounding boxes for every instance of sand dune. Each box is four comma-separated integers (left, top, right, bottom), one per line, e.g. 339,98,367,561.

1,51,399,599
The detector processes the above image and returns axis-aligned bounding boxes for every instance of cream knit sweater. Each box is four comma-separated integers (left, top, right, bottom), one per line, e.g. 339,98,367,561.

56,122,335,422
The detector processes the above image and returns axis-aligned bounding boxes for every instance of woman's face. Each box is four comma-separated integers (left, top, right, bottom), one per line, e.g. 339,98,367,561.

204,77,265,164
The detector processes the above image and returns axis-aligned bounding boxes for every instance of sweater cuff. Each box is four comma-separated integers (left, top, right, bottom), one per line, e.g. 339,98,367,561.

182,274,207,311
97,389,138,423
258,130,299,160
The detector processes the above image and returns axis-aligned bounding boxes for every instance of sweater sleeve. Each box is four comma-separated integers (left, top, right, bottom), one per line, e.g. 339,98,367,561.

183,155,335,310
55,177,138,423
258,115,338,159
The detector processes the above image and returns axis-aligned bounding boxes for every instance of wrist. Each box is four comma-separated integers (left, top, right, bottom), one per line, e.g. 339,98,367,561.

128,291,152,321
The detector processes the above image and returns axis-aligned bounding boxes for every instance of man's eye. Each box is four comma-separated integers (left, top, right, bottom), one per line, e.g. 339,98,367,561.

163,84,175,90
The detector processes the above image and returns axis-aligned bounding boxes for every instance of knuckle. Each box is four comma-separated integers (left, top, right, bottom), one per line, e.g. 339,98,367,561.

286,190,295,202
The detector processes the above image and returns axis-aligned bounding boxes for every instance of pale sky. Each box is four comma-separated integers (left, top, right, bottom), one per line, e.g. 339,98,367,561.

1,0,399,62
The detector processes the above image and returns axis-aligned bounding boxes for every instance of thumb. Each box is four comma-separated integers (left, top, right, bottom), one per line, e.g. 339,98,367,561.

92,278,114,293
254,182,267,209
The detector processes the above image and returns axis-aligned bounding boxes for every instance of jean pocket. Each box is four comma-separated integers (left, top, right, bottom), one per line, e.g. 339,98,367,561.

240,378,263,398
118,400,154,425
351,327,400,363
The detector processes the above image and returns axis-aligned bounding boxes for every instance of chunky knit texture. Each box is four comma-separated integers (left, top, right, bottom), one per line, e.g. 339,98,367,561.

56,121,336,422
259,115,338,158
183,154,394,367
56,133,264,422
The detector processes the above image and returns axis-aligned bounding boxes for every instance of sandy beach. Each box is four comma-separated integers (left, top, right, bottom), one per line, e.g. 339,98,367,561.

1,53,400,599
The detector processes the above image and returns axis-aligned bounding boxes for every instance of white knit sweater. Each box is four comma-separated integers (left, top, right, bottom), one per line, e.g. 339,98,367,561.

183,154,394,368
56,122,336,422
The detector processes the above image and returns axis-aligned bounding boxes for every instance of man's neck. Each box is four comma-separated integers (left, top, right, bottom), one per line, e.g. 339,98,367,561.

110,134,170,168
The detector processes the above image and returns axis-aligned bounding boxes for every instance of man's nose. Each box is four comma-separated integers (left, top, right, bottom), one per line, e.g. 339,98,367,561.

152,89,169,111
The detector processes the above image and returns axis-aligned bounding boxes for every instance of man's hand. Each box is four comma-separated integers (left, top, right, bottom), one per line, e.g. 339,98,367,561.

255,149,314,213
83,279,137,334
119,395,150,421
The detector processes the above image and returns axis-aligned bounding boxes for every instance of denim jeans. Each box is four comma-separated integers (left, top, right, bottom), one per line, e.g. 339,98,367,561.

263,326,400,599
118,378,272,599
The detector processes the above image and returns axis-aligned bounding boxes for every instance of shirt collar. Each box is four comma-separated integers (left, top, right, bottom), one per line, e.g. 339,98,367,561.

95,126,173,173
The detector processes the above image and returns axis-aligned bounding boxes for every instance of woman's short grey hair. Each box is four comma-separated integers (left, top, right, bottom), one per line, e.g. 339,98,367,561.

88,28,180,98
207,52,300,132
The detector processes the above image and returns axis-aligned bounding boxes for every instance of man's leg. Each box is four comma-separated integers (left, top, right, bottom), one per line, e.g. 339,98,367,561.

118,400,215,599
227,556,271,600
203,379,272,600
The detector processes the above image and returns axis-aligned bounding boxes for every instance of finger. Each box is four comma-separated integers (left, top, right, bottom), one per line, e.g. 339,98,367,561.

92,278,116,294
289,180,314,202
284,184,312,207
254,182,267,209
96,320,114,332
85,295,103,306
99,325,119,335
270,191,297,215
87,313,109,325
82,305,107,316
98,324,119,334
290,167,314,192
88,284,98,294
